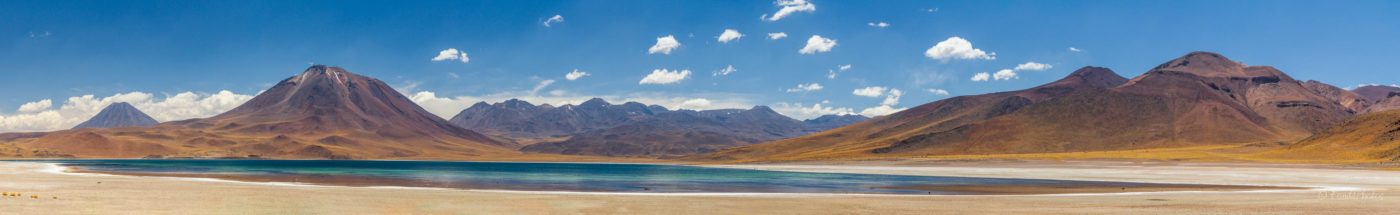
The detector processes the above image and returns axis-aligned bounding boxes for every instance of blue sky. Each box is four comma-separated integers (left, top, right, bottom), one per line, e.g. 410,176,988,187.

2,0,1399,131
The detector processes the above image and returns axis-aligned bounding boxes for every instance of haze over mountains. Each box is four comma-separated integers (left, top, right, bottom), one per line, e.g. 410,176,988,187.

72,102,159,129
697,52,1370,162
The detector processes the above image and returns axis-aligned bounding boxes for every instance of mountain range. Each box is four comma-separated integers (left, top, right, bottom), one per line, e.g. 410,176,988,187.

72,102,160,129
695,52,1365,162
2,52,1397,164
451,99,867,157
2,66,515,159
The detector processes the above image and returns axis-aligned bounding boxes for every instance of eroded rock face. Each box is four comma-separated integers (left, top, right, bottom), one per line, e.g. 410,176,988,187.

73,102,160,129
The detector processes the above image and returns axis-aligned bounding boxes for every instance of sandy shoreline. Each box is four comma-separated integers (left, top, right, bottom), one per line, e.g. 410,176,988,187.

2,161,1398,214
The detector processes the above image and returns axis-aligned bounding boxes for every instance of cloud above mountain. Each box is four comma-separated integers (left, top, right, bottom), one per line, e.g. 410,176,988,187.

0,91,254,132
639,69,691,84
925,37,995,61
431,48,470,63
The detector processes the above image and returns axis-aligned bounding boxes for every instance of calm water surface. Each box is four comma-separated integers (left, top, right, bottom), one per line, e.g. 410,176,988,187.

37,160,1161,195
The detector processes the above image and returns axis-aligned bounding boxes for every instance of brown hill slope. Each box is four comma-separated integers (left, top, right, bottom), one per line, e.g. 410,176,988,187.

1256,110,1400,163
692,66,1130,161
695,52,1353,162
4,66,521,160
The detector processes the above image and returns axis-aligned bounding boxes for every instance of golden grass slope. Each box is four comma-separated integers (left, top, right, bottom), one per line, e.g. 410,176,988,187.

1253,110,1400,163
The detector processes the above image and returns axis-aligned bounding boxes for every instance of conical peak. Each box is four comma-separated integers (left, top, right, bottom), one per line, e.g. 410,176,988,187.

1150,51,1246,77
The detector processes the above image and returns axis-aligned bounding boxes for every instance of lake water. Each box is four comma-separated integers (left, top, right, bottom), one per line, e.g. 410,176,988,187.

41,159,1176,195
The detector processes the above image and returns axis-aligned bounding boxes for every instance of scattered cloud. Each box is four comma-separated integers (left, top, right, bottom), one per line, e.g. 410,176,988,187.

714,65,737,76
763,0,816,22
1014,61,1053,71
881,89,903,106
924,37,995,61
0,91,255,132
826,64,852,79
799,35,837,54
447,72,460,79
717,29,744,43
927,88,950,96
867,22,890,28
678,98,712,110
973,62,1052,82
785,83,824,92
648,35,681,55
772,102,855,120
27,31,52,38
993,69,1018,80
408,91,754,118
852,86,887,97
925,8,939,13
17,99,53,114
565,69,590,81
530,79,556,96
857,89,907,117
971,72,991,82
431,48,470,63
639,69,691,84
767,32,789,40
1068,47,1082,52
859,105,906,117
543,14,564,27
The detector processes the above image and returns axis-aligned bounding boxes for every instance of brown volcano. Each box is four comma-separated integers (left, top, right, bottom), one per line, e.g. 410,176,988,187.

695,52,1354,162
2,66,517,160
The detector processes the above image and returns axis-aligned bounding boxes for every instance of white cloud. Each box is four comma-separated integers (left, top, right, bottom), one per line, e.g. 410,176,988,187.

717,29,744,43
785,83,824,92
678,98,713,110
859,105,907,117
858,88,907,117
1014,61,1053,71
767,32,789,40
763,0,816,22
447,72,460,79
1068,47,1082,52
881,89,903,106
714,65,737,76
543,14,564,27
431,48,470,63
926,8,939,13
924,37,995,61
648,35,681,55
639,69,691,85
565,69,590,81
852,87,887,97
772,102,855,120
993,69,1018,81
799,35,837,54
826,64,851,79
407,90,755,118
530,79,556,96
867,22,890,28
0,91,255,132
927,88,950,96
17,99,52,113
971,72,991,82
